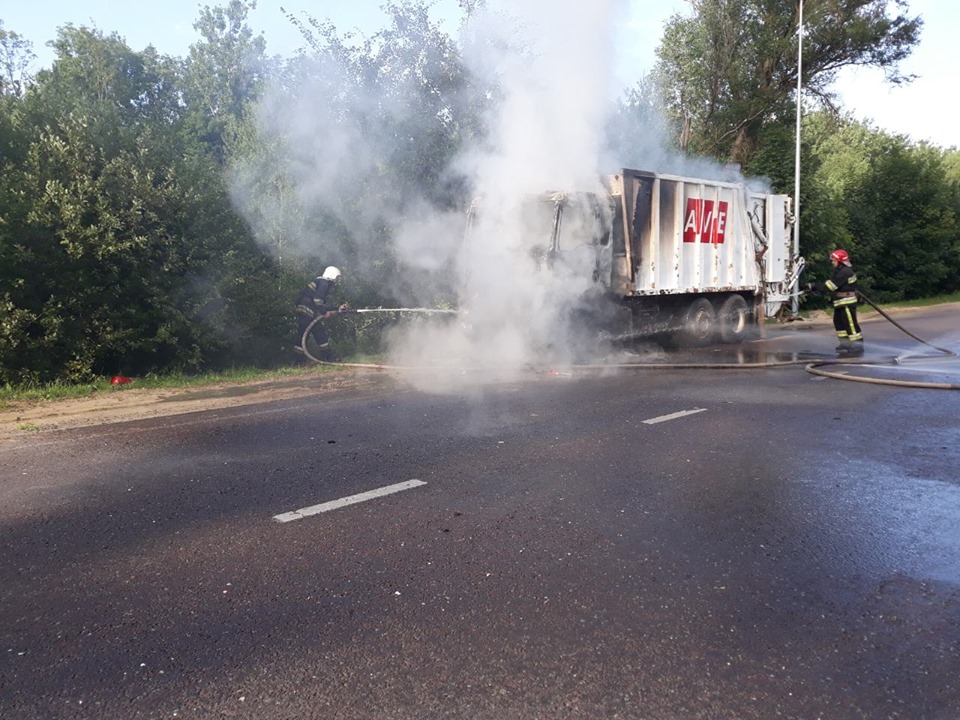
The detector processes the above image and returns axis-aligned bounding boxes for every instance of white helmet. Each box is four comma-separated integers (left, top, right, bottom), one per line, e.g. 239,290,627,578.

321,266,342,281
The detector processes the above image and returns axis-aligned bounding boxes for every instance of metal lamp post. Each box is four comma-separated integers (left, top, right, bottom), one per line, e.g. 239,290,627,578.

792,0,804,315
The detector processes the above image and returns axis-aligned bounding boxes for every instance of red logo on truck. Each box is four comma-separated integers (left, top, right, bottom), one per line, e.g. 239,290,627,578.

683,199,728,244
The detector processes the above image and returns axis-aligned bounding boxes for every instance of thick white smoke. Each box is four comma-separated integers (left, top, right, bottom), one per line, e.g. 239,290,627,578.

413,0,626,377
457,0,623,193
230,0,687,387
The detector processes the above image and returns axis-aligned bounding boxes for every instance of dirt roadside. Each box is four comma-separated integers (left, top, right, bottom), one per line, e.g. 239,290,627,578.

0,368,389,442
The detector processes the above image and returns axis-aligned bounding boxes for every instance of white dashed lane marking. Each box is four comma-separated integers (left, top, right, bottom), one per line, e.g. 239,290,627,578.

642,408,708,425
273,479,427,523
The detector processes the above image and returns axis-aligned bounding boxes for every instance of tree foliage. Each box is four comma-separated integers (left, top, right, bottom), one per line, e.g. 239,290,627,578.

183,0,269,163
234,1,484,307
0,21,35,98
655,0,921,169
802,112,959,301
0,21,285,383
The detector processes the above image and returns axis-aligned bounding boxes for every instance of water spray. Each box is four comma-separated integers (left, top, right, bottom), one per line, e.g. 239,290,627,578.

340,308,460,315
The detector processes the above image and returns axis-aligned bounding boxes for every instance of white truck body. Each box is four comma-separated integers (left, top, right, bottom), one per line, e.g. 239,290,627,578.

606,170,795,305
468,168,802,345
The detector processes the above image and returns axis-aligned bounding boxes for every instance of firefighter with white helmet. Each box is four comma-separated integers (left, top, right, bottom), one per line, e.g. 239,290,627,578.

294,266,347,358
805,249,864,355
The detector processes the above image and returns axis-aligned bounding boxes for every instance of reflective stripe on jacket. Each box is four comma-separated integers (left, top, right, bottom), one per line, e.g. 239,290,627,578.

816,264,858,306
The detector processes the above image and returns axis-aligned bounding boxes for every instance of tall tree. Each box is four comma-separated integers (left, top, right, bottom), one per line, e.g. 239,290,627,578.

654,0,921,170
183,0,268,163
0,21,35,98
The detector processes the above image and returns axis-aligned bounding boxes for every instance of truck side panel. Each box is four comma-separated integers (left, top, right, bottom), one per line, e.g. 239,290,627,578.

757,192,790,285
618,170,766,296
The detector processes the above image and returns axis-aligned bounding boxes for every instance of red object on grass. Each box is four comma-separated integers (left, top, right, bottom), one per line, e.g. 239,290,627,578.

110,375,133,385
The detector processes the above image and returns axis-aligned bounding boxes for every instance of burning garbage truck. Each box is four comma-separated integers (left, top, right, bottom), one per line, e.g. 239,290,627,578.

462,168,802,355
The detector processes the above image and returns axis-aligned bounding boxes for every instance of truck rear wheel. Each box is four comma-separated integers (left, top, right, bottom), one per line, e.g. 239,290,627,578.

675,297,717,346
718,294,752,343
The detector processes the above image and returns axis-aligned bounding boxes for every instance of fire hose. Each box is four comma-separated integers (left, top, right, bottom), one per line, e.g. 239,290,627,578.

300,303,960,390
799,290,958,389
299,308,461,369
855,291,955,356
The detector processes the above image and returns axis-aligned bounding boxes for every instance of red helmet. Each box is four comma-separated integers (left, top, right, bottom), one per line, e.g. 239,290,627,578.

829,249,850,264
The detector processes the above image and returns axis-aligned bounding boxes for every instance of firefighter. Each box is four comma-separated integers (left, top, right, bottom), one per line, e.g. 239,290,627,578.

294,266,347,358
805,249,863,355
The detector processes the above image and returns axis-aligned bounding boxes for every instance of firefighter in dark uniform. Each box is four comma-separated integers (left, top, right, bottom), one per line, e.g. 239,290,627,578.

294,266,345,357
805,249,863,355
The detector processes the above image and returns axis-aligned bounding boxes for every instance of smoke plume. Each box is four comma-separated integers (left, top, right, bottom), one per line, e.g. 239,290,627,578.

229,0,692,387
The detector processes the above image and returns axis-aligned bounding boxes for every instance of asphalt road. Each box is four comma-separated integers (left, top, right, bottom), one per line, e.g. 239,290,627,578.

2,306,959,719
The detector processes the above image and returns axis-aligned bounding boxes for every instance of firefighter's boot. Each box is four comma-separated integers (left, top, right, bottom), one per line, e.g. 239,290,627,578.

837,339,864,356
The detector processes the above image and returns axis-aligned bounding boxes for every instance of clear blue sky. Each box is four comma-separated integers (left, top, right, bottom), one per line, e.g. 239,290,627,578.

3,0,957,149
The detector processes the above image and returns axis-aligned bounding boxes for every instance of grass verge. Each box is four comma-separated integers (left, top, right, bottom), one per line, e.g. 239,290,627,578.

786,292,960,320
0,364,341,408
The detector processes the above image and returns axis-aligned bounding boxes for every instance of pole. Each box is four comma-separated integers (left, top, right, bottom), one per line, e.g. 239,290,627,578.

792,0,804,316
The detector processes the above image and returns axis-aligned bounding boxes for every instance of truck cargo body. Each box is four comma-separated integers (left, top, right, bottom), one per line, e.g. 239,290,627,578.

468,168,801,346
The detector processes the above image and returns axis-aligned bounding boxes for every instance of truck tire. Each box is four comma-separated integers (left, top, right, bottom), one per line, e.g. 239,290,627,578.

718,294,752,344
675,297,717,346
